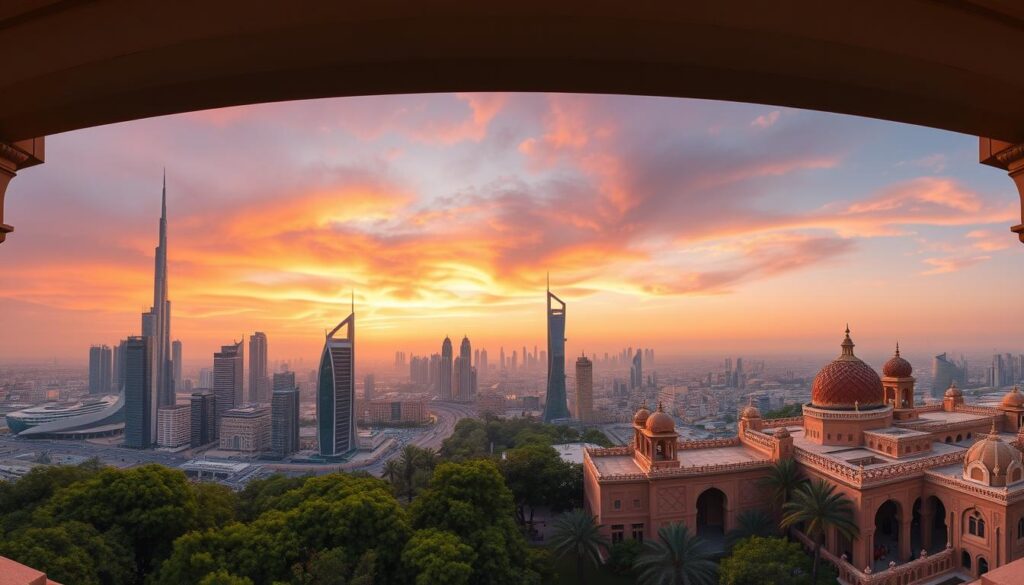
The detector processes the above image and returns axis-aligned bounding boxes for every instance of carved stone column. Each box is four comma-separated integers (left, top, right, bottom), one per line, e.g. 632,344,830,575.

980,138,1024,243
0,138,45,243
900,516,913,562
921,508,934,551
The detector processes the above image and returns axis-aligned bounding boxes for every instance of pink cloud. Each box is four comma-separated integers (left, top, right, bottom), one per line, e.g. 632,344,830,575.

751,110,781,128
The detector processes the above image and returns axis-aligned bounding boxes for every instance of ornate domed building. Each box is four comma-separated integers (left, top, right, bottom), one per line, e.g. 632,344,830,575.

584,328,1024,583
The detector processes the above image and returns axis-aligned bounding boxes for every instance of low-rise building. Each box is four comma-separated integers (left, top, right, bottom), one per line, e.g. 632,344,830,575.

156,403,190,448
218,405,270,452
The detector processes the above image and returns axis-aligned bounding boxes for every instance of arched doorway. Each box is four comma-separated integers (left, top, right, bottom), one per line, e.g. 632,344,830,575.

978,557,989,575
696,488,727,538
873,500,902,571
924,496,948,554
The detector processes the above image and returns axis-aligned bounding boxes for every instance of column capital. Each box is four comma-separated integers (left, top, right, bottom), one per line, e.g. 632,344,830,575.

980,137,1024,243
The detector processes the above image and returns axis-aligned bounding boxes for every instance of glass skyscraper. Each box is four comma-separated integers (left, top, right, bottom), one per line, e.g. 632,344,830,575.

544,281,570,421
124,336,153,448
317,304,356,457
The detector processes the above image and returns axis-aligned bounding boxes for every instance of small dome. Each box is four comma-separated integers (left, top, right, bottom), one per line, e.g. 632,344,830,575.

810,327,884,410
740,404,761,419
963,426,1023,486
774,426,791,439
944,381,963,398
645,403,675,433
1000,386,1024,409
882,344,913,378
633,406,651,426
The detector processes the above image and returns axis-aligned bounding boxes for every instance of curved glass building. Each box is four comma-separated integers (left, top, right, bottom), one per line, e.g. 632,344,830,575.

6,394,124,438
317,305,356,458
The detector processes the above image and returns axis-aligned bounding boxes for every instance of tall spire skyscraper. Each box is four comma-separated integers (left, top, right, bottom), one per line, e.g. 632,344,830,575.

317,296,356,457
544,275,570,421
141,171,173,413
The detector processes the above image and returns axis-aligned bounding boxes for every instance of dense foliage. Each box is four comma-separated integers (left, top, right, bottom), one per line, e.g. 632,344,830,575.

762,404,802,419
720,537,817,585
0,456,551,585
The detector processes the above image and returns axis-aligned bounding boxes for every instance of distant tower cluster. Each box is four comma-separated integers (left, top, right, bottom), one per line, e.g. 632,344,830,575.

630,349,643,390
317,299,356,458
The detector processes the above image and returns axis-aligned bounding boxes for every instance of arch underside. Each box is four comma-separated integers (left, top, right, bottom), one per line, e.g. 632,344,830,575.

0,1,1023,142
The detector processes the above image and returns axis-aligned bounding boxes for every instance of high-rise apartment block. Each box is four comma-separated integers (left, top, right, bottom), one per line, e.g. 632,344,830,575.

172,339,182,391
364,373,375,401
157,403,191,448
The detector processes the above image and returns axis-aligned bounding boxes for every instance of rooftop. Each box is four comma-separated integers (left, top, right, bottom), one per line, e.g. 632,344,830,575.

588,444,770,480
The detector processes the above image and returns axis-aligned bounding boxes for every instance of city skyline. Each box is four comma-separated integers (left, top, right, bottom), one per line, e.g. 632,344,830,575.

1,93,1023,364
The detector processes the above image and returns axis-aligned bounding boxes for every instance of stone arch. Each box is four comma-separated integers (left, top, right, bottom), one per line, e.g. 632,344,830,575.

956,433,963,442
695,487,727,538
978,556,989,575
962,550,972,570
945,436,953,443
966,461,991,485
923,495,948,553
1007,459,1024,484
873,499,903,567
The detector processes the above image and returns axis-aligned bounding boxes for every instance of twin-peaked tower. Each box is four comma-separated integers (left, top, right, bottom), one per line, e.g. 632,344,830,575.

543,277,570,422
317,296,356,458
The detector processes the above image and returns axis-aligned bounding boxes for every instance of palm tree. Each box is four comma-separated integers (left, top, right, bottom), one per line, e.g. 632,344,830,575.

633,523,717,585
549,509,609,585
781,479,859,584
760,458,804,513
724,508,776,550
381,459,401,490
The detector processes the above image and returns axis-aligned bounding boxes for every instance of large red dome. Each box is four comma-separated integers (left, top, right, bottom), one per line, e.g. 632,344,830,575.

811,328,884,410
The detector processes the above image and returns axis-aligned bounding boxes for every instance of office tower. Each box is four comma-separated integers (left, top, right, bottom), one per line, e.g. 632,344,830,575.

932,353,967,398
272,383,300,457
141,173,173,409
474,349,480,368
458,336,474,402
630,350,643,390
157,404,191,448
199,367,213,388
214,341,244,430
248,332,269,402
543,280,570,422
511,350,518,370
500,347,506,370
523,345,527,368
317,302,356,457
480,348,488,373
273,371,296,392
124,336,153,448
410,356,429,385
440,337,453,401
576,354,593,422
190,390,216,446
113,339,127,393
171,339,182,392
219,405,271,452
364,373,375,401
88,344,112,394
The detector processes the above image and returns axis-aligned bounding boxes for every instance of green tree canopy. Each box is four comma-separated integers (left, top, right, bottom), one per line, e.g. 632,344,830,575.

720,536,815,585
0,520,133,585
401,529,475,585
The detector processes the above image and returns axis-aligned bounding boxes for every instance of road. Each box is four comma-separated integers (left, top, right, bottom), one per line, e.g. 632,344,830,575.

356,400,476,477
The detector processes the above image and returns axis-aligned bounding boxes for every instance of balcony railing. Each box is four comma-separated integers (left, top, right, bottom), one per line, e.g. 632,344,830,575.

792,529,955,585
793,448,966,488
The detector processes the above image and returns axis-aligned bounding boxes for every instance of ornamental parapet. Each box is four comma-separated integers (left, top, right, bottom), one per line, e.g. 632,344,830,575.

924,470,1024,505
586,446,632,457
794,448,966,488
802,404,893,421
896,417,995,433
742,429,776,453
760,416,803,428
597,458,772,482
677,436,740,450
954,404,1000,416
792,529,954,585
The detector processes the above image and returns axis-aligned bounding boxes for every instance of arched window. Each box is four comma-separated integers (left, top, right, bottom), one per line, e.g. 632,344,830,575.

967,432,973,439
971,467,985,481
956,434,963,442
1017,517,1024,539
1013,468,1023,483
962,551,972,569
967,511,986,537
978,557,989,575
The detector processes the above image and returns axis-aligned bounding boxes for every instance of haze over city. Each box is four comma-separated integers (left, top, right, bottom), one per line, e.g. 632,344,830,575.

2,93,1022,367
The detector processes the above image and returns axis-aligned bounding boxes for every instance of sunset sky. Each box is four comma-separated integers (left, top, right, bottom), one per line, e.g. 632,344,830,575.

1,93,1021,368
